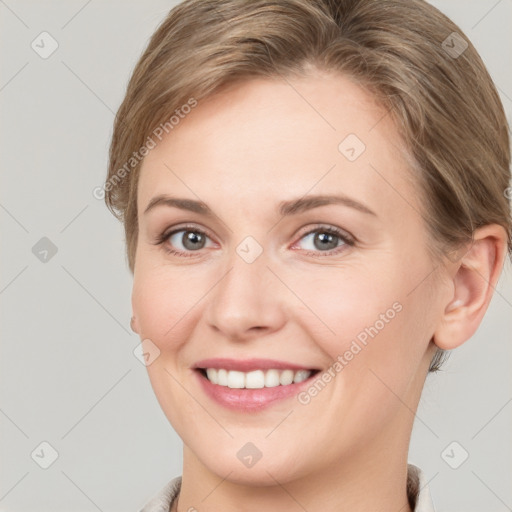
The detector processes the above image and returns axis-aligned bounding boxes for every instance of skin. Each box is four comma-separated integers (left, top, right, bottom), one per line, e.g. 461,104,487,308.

130,70,508,512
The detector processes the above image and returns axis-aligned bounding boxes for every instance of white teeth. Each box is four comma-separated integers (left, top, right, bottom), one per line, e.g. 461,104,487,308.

203,368,313,388
206,368,217,384
293,370,311,383
245,370,265,389
265,369,281,388
227,370,245,389
279,369,294,385
217,368,228,386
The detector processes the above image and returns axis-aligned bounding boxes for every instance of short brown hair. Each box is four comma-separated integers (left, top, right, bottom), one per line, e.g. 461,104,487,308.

105,0,512,371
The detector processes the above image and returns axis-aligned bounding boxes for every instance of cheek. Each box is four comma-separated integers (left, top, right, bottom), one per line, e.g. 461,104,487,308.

287,260,432,387
132,270,204,435
286,263,406,348
132,267,206,346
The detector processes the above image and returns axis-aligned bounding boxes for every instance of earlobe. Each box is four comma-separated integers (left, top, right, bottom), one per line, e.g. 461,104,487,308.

433,224,508,351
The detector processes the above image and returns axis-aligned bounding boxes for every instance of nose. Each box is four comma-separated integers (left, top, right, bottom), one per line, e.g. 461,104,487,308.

203,251,287,341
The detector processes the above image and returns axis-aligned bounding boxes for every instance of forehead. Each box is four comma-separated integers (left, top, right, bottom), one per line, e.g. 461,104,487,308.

137,73,418,220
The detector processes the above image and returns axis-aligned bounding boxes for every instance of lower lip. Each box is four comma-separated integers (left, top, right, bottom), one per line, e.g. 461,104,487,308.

194,369,318,412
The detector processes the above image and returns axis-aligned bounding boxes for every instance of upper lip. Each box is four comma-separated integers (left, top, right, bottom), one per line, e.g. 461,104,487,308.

193,358,318,372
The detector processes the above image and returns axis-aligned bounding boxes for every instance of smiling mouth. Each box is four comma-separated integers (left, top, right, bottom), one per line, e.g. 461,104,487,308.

196,368,321,389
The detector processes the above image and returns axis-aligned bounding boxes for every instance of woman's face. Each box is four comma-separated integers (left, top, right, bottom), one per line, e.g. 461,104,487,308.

132,72,446,484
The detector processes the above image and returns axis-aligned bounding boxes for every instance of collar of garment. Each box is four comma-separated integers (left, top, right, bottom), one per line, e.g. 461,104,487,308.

139,463,435,512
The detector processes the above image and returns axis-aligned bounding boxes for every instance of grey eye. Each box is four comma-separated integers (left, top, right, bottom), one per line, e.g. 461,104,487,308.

298,231,344,252
169,230,211,251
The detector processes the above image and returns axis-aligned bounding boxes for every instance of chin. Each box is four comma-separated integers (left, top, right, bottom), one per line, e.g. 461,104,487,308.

196,445,312,487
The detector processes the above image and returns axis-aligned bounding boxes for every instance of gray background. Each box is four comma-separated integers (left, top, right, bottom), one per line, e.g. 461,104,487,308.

0,1,511,511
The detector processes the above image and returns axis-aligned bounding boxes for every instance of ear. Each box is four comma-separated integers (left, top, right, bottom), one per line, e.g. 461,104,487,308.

131,288,140,334
130,315,140,334
433,224,508,350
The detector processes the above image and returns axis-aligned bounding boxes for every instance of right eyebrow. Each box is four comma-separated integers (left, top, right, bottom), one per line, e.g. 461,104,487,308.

143,195,213,216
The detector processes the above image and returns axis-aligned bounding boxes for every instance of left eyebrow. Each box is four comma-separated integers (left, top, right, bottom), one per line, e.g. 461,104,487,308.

278,194,377,217
143,193,377,218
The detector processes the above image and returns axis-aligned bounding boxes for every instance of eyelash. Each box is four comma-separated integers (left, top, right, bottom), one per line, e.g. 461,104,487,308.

154,223,355,258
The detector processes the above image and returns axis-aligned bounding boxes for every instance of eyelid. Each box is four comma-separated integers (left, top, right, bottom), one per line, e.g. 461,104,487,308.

155,222,355,257
154,223,216,259
154,222,215,244
294,223,355,243
288,224,355,256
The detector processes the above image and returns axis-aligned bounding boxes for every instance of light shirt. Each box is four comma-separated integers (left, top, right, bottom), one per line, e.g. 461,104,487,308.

139,463,435,512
